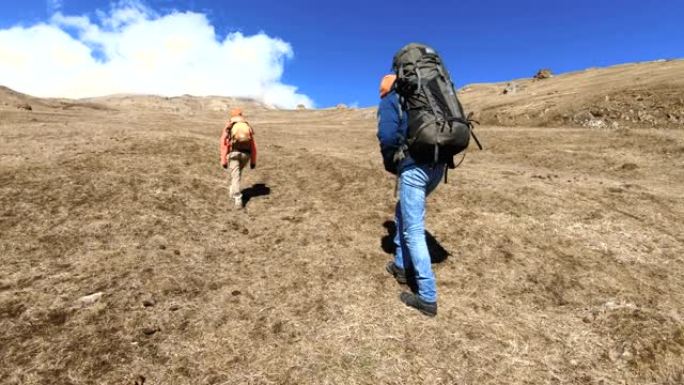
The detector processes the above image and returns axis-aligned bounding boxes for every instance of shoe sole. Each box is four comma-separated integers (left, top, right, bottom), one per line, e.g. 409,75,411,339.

400,293,437,317
386,263,407,285
414,307,437,317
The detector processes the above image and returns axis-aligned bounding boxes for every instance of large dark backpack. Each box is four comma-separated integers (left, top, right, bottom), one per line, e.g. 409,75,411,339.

392,43,481,167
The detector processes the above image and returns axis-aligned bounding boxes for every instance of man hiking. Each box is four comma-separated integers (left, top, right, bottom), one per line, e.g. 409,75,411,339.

220,108,257,209
377,74,444,317
378,44,478,317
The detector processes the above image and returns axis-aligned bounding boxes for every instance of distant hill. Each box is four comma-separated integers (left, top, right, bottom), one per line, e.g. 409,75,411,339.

0,87,269,114
0,86,111,112
459,59,684,129
81,94,269,114
0,86,50,110
3,59,684,128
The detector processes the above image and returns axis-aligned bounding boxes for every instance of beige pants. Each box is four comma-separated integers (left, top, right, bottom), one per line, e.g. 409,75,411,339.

228,151,250,200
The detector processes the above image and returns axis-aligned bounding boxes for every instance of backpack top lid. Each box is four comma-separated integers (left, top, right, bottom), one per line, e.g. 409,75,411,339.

230,115,245,124
392,43,438,71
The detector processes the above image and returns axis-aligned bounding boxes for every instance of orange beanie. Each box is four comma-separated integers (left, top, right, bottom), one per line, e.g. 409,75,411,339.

379,74,397,98
230,108,243,117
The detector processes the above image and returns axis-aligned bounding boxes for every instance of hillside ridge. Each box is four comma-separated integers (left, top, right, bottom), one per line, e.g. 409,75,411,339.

2,59,684,128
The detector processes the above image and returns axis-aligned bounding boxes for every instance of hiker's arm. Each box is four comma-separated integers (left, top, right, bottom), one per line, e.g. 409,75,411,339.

377,96,402,150
249,132,257,168
377,95,405,174
220,128,230,167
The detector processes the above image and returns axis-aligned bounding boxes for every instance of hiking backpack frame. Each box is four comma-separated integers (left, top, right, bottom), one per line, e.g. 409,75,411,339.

392,43,482,176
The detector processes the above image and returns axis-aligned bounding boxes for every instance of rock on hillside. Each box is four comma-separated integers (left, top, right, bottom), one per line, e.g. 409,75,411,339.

459,59,684,129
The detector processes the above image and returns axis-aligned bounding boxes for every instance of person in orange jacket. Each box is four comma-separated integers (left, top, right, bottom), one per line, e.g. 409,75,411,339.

220,108,257,208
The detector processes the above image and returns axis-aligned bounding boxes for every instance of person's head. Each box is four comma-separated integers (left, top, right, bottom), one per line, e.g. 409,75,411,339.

230,108,243,118
379,74,397,98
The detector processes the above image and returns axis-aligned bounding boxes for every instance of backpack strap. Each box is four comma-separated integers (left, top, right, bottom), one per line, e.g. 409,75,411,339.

467,118,484,150
225,123,233,146
393,92,409,169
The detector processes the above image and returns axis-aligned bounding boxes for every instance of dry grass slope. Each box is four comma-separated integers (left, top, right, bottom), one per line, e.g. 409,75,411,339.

1,61,683,384
460,59,684,129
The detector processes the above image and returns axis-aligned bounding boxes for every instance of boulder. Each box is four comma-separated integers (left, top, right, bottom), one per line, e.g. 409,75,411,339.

76,292,104,307
533,69,553,80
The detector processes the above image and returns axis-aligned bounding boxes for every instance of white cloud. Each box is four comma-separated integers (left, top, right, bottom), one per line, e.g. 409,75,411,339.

0,1,313,108
47,0,63,13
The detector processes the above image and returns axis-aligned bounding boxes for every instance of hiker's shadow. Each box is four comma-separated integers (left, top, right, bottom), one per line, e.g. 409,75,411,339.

241,183,271,207
381,220,449,264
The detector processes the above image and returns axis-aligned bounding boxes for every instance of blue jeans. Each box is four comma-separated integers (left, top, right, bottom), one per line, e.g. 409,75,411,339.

393,163,444,303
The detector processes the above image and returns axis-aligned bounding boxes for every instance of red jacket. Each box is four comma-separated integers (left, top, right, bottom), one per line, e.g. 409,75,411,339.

220,119,257,167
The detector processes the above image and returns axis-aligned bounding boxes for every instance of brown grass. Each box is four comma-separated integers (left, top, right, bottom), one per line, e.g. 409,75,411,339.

460,59,684,129
1,77,684,385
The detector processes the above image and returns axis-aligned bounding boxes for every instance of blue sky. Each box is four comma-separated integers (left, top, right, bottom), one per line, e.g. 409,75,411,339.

1,0,683,108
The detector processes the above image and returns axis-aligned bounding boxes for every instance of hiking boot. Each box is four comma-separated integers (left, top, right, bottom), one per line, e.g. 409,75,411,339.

400,292,437,317
386,261,407,284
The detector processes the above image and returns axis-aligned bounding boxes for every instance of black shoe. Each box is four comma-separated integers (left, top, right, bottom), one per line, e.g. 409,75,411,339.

386,261,407,284
400,292,437,317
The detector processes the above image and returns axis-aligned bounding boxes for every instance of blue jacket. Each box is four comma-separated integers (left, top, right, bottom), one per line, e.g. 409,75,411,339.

377,90,414,174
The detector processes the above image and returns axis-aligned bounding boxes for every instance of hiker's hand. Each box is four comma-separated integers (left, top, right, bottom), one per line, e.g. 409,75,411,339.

250,164,256,170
